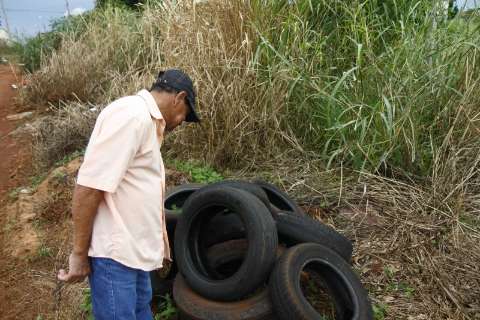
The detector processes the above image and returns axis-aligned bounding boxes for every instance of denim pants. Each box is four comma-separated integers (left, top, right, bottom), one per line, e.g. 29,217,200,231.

89,257,153,320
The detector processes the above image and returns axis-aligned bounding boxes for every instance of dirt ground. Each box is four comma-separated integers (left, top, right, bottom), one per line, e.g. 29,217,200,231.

0,65,32,318
0,65,88,320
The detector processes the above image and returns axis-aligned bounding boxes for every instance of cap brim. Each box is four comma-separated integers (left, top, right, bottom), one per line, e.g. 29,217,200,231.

185,96,200,123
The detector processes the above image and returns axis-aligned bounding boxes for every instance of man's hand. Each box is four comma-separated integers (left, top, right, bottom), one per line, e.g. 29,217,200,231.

58,184,103,284
57,252,91,283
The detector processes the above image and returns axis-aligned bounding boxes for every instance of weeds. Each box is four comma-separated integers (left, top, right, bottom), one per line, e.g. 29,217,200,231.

169,159,223,183
154,294,177,320
80,288,94,320
3,215,17,232
37,244,52,258
7,187,22,201
55,150,85,167
373,303,388,320
16,12,94,72
30,174,47,190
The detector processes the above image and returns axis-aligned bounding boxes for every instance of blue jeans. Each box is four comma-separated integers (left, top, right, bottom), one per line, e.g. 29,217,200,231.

89,257,153,320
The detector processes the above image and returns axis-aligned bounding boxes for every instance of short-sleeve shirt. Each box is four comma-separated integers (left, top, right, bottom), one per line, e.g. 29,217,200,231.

77,89,170,271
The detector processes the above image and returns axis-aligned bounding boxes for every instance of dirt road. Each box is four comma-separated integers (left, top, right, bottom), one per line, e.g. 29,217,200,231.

0,64,31,319
0,65,21,197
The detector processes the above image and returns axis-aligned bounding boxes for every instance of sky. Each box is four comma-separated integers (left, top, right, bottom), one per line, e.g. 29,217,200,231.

0,0,95,37
0,0,478,38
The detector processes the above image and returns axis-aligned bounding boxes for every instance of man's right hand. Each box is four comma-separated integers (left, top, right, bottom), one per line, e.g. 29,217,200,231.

57,252,91,283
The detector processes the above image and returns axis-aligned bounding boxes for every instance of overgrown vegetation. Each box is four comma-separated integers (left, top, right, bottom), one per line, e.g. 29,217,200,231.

13,0,480,319
169,160,223,183
154,294,178,320
20,1,480,176
14,14,94,72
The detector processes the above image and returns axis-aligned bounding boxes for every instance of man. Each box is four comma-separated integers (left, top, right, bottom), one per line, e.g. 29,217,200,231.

57,69,200,319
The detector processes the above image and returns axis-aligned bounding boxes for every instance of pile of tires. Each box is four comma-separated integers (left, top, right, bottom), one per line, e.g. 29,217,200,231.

152,180,374,320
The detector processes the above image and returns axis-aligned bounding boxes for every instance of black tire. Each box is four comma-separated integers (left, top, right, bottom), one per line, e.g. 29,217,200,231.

208,180,272,212
270,243,373,320
276,211,353,262
165,181,271,224
174,186,278,301
205,239,248,279
199,180,276,247
165,183,205,223
174,274,275,320
202,212,245,248
205,239,286,279
253,180,304,215
164,182,264,280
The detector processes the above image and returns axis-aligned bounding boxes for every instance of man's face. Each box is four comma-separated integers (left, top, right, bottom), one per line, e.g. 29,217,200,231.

165,91,190,132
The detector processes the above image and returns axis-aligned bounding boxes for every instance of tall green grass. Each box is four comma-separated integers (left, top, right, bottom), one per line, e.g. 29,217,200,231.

251,0,480,174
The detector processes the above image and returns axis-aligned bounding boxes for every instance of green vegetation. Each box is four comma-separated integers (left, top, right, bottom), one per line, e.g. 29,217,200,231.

17,0,480,177
30,173,47,190
154,294,178,320
251,0,480,173
373,303,388,320
37,244,53,258
16,14,94,72
54,150,85,167
80,288,94,320
170,159,223,183
0,42,21,63
7,187,22,201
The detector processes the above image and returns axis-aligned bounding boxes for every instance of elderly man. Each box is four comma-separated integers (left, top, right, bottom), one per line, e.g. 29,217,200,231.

58,69,199,319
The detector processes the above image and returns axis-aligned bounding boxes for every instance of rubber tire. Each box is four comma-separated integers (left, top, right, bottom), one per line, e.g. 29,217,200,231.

165,181,271,224
174,274,275,320
198,180,278,247
164,182,264,280
165,183,205,224
205,239,286,279
207,180,272,213
270,243,373,320
202,212,245,248
253,180,304,215
174,186,278,301
200,178,278,247
276,211,353,262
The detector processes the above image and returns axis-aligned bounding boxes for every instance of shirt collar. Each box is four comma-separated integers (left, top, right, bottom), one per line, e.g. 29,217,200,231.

137,89,163,120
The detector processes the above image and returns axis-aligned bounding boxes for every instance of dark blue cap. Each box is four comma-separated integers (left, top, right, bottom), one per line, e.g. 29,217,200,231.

154,69,199,123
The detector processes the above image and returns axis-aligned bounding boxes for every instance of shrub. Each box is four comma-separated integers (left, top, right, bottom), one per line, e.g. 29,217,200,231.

17,14,93,72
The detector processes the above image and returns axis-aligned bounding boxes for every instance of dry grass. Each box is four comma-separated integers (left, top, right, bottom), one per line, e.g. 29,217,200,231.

24,1,297,170
31,102,97,170
230,154,480,319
